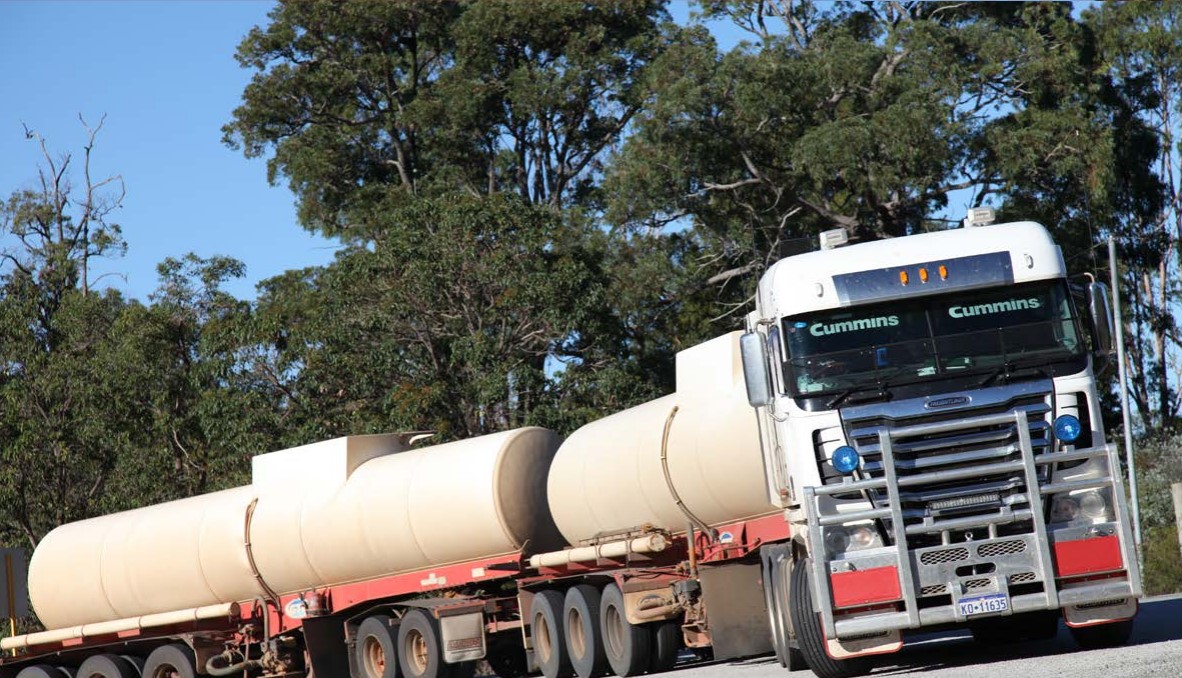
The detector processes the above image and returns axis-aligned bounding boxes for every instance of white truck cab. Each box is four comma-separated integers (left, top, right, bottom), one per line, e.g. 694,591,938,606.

743,212,1141,678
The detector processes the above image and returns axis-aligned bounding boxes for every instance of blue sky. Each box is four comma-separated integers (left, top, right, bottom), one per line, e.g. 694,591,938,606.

0,2,739,301
0,1,338,301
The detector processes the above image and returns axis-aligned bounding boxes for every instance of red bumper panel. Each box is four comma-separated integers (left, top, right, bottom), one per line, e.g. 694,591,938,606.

830,565,902,609
1053,534,1123,578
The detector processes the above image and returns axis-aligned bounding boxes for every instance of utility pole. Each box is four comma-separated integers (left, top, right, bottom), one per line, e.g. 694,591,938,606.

1109,236,1141,551
1173,483,1182,563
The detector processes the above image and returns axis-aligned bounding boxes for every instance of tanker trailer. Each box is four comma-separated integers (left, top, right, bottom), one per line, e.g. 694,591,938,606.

8,427,564,678
520,332,789,678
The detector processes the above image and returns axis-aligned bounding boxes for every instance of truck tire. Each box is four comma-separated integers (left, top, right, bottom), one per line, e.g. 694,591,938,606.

119,656,145,678
531,590,572,678
1069,619,1134,649
485,636,528,678
599,583,650,677
78,654,138,678
765,547,805,670
648,620,680,673
356,615,401,678
788,558,869,678
142,644,197,678
563,585,607,678
16,666,66,678
398,609,449,678
970,610,1058,644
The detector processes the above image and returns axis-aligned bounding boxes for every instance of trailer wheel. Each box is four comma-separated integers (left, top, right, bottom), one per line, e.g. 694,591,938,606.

16,666,66,678
648,620,680,673
563,585,606,678
142,643,197,678
1069,619,1134,649
599,583,650,677
485,636,528,678
531,590,572,678
788,558,869,678
356,615,401,678
78,654,138,678
119,656,145,678
398,609,450,678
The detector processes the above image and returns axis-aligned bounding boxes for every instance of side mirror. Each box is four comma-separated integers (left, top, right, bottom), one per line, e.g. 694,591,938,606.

1087,282,1115,356
740,332,774,407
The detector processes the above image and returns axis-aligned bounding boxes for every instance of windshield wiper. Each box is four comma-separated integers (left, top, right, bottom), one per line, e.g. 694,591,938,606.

974,358,1051,388
825,368,911,409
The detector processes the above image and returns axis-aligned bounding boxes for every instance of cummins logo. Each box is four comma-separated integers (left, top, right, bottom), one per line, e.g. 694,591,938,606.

948,297,1041,318
809,315,899,336
925,396,970,410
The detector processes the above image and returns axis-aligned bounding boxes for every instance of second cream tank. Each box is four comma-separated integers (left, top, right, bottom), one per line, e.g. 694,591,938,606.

547,332,777,545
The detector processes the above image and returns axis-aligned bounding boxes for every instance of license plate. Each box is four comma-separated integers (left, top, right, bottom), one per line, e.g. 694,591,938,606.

958,593,1009,617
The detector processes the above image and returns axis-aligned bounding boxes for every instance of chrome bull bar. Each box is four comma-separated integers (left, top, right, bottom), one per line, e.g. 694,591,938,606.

803,409,1143,640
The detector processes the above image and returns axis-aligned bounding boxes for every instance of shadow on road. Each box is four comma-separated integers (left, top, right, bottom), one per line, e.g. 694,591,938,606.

664,596,1182,676
868,595,1182,675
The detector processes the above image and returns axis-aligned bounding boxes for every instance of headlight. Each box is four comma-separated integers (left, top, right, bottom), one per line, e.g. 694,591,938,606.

1053,414,1083,443
1050,489,1113,525
825,527,850,556
824,523,883,558
1079,490,1110,520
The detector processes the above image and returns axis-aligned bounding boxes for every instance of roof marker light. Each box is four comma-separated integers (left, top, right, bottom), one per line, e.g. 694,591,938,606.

938,265,948,280
899,270,909,286
919,267,929,283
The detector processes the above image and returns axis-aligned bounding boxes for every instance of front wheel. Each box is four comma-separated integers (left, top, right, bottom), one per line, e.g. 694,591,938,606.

1069,619,1134,649
788,558,869,678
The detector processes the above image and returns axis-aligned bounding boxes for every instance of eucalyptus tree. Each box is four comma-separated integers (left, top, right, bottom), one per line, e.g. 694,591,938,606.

607,1,1160,304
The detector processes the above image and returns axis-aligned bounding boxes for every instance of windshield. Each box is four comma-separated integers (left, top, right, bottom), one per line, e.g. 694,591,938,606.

780,281,1083,398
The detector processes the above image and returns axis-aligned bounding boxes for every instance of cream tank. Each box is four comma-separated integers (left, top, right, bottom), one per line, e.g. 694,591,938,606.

547,332,778,545
29,427,564,630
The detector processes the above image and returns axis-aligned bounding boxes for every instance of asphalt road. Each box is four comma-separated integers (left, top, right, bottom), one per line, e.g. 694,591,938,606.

672,594,1182,678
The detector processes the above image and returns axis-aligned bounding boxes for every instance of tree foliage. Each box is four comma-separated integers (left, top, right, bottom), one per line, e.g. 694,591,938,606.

223,0,670,240
5,2,1182,603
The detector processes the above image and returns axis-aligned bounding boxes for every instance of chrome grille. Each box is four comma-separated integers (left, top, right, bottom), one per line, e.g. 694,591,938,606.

964,578,992,590
920,547,969,565
834,380,1052,548
978,540,1026,558
920,584,947,596
1009,572,1037,584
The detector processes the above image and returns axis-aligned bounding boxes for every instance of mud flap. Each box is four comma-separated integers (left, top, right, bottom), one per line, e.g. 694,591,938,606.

825,630,902,660
1063,597,1138,628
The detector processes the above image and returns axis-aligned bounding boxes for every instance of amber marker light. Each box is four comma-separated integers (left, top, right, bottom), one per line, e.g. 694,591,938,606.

919,267,929,283
899,270,909,285
938,265,948,280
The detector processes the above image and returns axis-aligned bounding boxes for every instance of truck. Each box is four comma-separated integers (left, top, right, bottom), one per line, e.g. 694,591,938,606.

0,210,1141,678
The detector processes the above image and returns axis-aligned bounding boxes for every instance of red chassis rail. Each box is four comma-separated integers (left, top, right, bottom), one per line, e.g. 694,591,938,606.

6,513,794,665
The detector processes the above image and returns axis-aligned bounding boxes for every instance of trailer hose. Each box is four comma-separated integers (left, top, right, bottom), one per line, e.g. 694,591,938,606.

659,406,717,541
205,650,263,676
